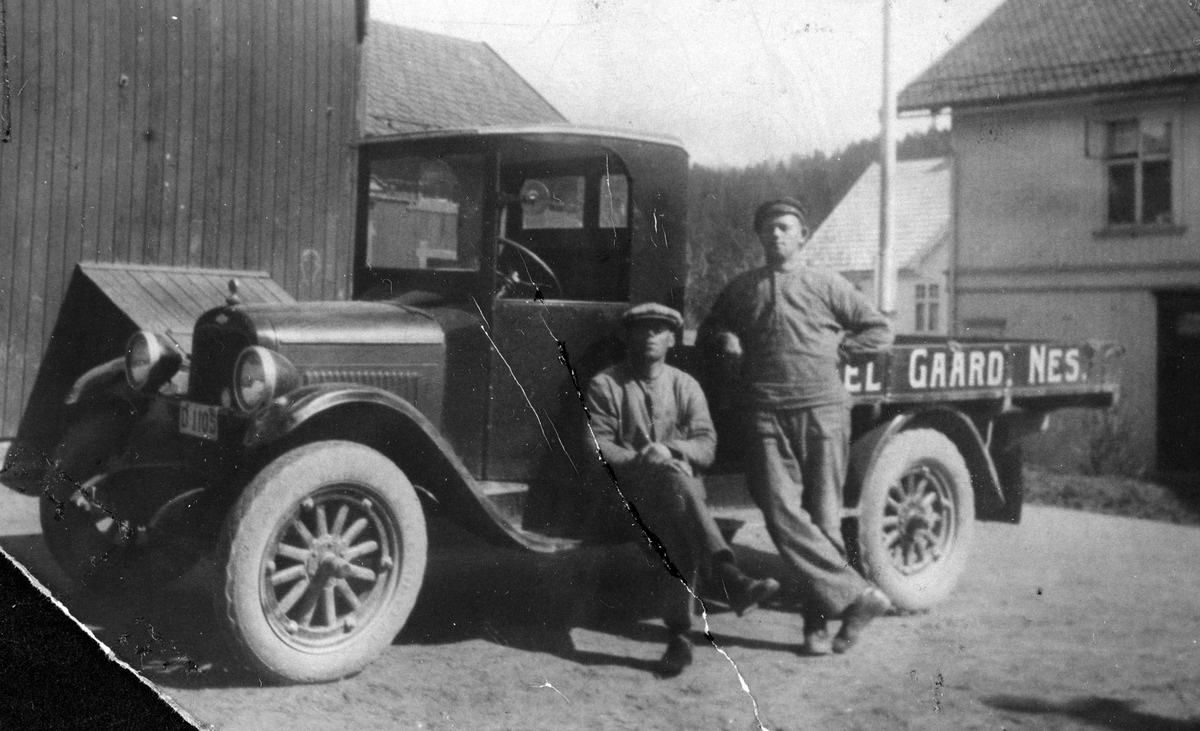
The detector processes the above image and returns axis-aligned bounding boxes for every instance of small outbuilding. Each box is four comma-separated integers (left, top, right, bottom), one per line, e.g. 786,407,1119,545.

803,157,952,336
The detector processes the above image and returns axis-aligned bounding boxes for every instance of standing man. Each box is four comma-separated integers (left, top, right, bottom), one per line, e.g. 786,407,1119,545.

697,198,895,655
587,303,780,677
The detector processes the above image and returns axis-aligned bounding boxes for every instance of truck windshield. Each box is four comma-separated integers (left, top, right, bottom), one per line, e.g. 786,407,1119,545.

365,153,486,271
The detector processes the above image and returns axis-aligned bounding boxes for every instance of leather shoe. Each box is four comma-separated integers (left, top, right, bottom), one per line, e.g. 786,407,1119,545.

799,623,832,656
657,631,693,678
728,576,781,617
831,587,891,654
713,562,781,617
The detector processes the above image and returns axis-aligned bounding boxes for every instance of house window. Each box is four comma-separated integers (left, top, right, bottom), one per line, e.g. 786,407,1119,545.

1103,118,1172,226
914,283,940,332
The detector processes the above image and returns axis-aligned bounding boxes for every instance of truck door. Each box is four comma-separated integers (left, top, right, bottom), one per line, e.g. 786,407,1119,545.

485,156,633,481
1157,291,1200,474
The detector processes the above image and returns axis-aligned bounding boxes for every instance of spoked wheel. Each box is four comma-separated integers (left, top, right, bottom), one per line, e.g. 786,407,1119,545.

882,463,963,575
216,441,427,684
262,485,403,646
857,429,974,611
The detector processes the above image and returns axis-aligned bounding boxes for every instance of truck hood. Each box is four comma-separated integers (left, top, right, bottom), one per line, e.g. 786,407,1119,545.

235,300,444,349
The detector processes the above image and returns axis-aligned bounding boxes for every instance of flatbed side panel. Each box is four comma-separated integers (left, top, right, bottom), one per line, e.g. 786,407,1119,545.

676,337,1119,474
842,340,1120,405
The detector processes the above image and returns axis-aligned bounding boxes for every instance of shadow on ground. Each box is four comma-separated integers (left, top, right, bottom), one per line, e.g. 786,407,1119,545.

983,694,1200,731
5,519,803,689
396,524,801,670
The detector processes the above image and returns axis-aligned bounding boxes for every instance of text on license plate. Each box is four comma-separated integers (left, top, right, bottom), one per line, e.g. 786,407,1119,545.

179,401,219,441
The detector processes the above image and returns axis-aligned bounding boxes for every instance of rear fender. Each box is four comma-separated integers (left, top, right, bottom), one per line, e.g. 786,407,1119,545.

242,384,569,552
847,407,1004,519
983,411,1048,524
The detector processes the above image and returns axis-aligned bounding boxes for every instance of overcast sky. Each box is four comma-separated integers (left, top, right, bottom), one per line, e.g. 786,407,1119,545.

372,0,1008,167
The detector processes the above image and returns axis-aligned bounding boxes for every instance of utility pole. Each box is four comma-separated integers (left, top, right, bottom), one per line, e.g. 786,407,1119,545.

877,0,898,318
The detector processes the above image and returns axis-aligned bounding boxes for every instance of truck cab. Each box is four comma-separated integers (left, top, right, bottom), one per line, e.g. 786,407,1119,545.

350,127,688,490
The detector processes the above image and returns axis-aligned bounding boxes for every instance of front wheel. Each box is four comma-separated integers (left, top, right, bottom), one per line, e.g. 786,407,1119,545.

857,428,974,612
215,441,428,684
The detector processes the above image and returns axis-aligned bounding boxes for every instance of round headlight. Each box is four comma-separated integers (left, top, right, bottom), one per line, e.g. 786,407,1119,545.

125,331,181,391
234,346,275,412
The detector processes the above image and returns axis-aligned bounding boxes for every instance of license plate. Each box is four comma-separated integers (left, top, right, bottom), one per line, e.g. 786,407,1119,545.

179,400,220,441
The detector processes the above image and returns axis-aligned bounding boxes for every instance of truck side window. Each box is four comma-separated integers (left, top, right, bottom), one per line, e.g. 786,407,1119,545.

598,174,628,229
521,176,585,230
516,174,629,231
366,154,486,271
502,157,632,302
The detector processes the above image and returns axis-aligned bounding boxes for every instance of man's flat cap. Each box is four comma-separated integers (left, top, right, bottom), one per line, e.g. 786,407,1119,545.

753,198,808,231
621,302,683,329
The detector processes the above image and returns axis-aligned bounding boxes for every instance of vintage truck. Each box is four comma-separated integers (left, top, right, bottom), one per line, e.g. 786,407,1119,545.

1,125,1120,684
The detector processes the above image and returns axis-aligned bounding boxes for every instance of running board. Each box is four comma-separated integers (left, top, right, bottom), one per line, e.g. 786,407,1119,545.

476,480,584,551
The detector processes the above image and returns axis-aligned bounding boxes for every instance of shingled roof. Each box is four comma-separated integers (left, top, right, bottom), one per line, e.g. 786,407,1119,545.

362,22,567,137
804,157,951,274
900,0,1200,111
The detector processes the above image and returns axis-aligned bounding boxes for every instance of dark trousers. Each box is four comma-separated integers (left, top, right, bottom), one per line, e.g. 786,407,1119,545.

621,463,732,631
745,403,868,621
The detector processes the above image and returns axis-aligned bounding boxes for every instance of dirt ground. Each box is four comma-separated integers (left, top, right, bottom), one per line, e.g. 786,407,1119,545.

4,485,1198,731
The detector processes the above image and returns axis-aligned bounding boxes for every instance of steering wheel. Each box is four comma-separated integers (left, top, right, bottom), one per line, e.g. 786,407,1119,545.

495,237,563,299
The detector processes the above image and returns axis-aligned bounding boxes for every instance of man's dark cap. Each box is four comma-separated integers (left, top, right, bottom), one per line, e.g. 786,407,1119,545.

753,198,808,232
620,302,683,329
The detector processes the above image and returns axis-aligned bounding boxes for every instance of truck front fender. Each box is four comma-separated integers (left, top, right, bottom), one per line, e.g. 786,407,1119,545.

242,383,575,553
64,357,128,406
2,358,139,493
242,383,419,449
847,407,1005,519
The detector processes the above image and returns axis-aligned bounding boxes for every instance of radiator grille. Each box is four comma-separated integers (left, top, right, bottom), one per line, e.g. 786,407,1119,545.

189,326,252,404
301,368,424,404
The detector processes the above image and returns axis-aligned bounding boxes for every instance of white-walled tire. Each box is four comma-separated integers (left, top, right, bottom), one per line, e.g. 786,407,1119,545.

215,441,427,684
857,429,974,612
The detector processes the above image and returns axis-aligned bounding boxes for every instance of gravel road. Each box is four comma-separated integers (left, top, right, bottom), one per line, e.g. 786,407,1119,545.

2,487,1198,730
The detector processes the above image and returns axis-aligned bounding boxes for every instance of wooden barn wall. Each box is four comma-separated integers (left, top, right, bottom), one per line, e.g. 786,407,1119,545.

0,0,361,437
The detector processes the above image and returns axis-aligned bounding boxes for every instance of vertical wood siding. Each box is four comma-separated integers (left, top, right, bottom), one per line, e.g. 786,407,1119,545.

0,0,361,436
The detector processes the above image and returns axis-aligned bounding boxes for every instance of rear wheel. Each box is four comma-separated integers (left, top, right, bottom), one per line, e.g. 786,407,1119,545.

215,441,427,684
857,429,974,611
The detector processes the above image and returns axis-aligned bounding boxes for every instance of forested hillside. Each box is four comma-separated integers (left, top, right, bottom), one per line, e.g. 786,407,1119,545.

685,127,949,324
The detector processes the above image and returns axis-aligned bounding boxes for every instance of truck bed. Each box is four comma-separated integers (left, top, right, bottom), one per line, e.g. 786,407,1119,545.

838,337,1120,408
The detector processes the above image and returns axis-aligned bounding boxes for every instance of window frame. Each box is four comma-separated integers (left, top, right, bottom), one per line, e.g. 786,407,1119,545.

1087,105,1185,237
352,137,500,302
500,156,634,302
913,282,941,333
1103,118,1171,226
363,151,490,273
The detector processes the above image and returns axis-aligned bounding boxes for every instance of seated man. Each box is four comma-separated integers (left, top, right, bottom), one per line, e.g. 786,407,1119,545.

586,303,780,677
